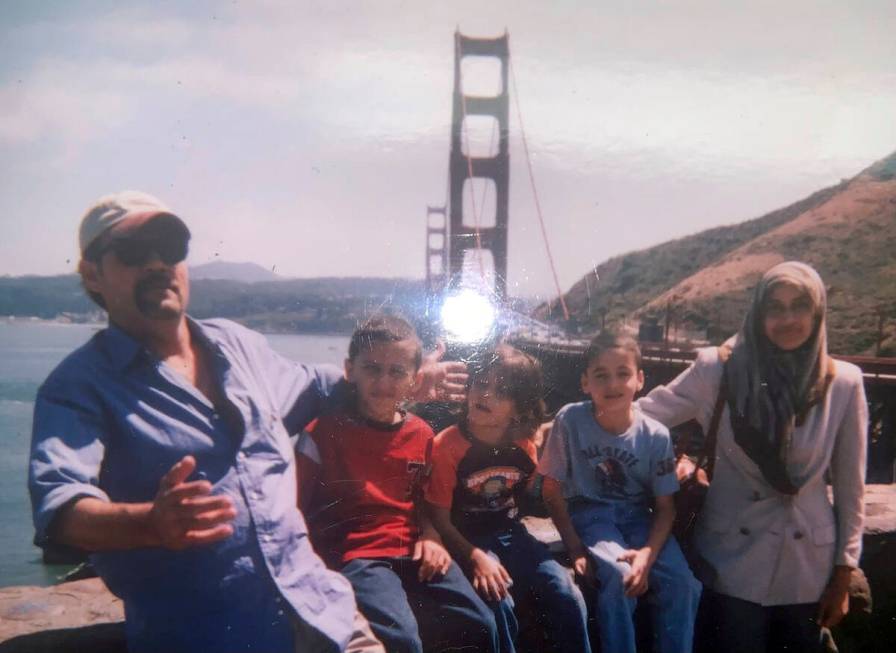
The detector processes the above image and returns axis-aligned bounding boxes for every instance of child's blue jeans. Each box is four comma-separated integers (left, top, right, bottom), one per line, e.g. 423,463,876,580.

467,520,591,653
571,503,701,653
340,555,499,653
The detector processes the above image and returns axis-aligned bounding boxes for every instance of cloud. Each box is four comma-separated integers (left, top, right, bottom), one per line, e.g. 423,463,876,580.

1,0,895,298
0,66,131,147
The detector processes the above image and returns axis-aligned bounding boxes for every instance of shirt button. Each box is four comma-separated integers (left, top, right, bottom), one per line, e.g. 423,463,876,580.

794,531,804,540
262,534,271,542
237,452,246,461
739,527,750,535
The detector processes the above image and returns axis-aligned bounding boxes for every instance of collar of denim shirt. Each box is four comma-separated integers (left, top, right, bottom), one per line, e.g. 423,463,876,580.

99,316,224,373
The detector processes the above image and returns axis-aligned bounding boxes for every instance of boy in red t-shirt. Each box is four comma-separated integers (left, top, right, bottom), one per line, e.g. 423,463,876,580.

297,315,498,653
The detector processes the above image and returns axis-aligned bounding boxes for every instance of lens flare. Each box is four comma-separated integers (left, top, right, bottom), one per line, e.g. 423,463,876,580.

440,289,496,343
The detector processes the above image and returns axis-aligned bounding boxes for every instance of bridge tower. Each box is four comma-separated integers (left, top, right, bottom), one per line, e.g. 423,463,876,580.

430,31,510,300
425,204,448,294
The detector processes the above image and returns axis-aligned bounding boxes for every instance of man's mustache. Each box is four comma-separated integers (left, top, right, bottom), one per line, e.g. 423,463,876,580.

135,272,177,296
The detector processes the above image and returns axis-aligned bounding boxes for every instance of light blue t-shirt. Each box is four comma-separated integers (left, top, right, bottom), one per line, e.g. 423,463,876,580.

538,401,678,510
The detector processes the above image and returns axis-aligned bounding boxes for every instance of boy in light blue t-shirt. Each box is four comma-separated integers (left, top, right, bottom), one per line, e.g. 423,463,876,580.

539,332,701,653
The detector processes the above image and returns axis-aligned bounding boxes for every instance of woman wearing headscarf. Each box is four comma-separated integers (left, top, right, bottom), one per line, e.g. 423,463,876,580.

636,261,868,652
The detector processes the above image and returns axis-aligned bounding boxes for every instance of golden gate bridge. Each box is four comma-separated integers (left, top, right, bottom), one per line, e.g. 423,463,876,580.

423,30,896,482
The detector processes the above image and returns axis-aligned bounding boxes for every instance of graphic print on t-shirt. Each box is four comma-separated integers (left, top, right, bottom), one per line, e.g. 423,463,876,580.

463,465,526,513
582,444,641,501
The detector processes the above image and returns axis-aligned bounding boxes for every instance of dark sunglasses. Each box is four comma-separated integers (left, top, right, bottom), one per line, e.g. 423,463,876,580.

99,234,189,267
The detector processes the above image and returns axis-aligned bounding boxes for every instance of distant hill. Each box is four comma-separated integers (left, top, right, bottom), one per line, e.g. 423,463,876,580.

538,150,896,355
0,274,428,335
190,261,281,283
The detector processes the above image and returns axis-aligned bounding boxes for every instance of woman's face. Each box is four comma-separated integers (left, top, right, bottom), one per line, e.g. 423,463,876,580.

762,283,815,351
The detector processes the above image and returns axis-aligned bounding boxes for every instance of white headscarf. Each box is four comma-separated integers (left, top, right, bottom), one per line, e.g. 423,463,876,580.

725,261,831,494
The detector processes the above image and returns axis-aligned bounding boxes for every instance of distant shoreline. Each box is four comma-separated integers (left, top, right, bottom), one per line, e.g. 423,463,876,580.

0,315,105,327
0,315,350,338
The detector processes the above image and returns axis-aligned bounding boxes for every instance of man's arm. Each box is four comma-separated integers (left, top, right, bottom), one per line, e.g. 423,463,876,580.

412,341,468,403
55,456,235,552
274,347,467,435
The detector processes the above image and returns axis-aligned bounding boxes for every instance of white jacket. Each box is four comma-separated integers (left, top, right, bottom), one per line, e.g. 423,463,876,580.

637,347,867,605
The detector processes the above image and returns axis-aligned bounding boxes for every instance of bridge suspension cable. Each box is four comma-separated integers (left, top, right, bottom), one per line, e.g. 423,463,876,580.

507,38,570,321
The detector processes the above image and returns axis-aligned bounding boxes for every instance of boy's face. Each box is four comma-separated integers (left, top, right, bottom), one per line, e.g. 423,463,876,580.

580,347,644,415
345,338,420,424
466,369,518,433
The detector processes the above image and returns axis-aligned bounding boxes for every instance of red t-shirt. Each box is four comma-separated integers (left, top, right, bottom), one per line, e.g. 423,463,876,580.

300,412,433,565
426,424,538,534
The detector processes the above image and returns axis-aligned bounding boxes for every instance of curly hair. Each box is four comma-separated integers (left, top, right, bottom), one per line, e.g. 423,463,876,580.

462,344,546,440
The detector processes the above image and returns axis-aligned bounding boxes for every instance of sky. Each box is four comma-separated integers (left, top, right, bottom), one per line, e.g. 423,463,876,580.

1,1,895,300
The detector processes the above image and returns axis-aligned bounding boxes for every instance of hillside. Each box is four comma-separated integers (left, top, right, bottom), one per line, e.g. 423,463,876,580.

539,151,896,355
190,261,282,283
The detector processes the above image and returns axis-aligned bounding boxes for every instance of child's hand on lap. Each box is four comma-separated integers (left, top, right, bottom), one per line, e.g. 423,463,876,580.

414,533,452,581
570,548,596,587
470,548,513,601
618,547,652,597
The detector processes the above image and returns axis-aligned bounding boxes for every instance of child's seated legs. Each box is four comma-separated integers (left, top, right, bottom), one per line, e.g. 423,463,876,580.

573,510,640,653
572,506,701,653
342,556,499,653
642,534,702,653
469,522,591,653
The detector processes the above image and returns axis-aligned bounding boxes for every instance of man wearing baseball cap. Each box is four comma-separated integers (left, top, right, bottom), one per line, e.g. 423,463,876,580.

28,190,452,652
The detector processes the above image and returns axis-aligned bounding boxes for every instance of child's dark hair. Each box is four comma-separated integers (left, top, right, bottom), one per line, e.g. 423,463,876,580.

583,331,643,370
462,344,546,439
348,314,423,369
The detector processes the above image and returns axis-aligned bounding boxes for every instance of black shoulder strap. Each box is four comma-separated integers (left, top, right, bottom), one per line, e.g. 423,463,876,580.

700,356,729,481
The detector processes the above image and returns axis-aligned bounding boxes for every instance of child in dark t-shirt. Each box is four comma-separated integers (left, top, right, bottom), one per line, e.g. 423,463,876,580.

426,345,591,653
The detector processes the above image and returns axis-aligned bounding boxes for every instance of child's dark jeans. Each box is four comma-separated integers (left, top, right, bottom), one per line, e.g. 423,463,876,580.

467,520,591,653
340,555,499,653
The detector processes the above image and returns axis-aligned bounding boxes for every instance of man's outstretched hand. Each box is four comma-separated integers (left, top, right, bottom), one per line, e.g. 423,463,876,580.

414,340,468,403
150,456,237,550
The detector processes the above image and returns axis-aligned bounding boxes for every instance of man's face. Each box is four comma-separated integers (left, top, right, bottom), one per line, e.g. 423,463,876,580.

79,221,190,329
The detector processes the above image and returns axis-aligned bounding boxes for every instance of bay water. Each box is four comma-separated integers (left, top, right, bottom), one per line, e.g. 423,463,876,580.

0,320,349,587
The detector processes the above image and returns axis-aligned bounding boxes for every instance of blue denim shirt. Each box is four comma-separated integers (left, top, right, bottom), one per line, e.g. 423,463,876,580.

29,318,355,653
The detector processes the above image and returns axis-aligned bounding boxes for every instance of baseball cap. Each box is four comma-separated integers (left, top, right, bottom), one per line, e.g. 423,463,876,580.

79,190,190,256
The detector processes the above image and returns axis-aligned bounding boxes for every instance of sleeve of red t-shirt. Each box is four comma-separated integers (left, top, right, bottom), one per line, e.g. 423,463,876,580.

424,427,470,508
295,417,322,464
